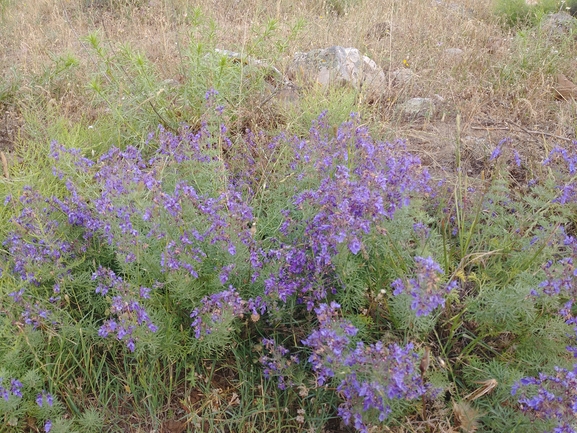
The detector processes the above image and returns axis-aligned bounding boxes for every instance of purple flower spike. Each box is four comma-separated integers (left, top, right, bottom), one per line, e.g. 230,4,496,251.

513,365,577,433
303,304,430,429
10,379,23,398
392,256,455,316
36,390,54,407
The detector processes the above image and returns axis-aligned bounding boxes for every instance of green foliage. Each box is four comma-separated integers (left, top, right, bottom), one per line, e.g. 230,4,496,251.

79,13,302,148
285,86,360,137
467,282,537,335
494,0,562,27
4,10,577,432
0,0,11,18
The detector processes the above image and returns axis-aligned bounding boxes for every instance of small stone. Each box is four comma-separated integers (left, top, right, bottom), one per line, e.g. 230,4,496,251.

554,73,577,101
444,48,464,56
391,68,415,85
401,98,435,118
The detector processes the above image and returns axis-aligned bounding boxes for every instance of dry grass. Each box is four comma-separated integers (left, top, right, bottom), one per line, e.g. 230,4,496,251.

0,0,575,262
1,0,575,140
1,0,574,175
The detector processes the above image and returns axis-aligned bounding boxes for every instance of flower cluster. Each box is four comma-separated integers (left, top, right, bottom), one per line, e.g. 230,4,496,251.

92,266,158,352
535,229,577,355
302,302,429,432
36,390,54,433
3,195,73,285
2,109,455,432
259,338,300,390
0,378,53,432
543,143,577,205
512,365,577,433
489,137,521,167
264,113,432,311
40,118,260,351
335,341,428,432
190,286,246,338
302,302,358,385
36,390,54,407
0,377,23,400
2,187,85,329
391,256,456,316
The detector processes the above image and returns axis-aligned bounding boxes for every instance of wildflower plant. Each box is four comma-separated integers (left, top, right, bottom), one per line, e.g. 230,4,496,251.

301,302,432,432
0,372,58,433
391,255,457,317
4,101,577,432
512,366,577,433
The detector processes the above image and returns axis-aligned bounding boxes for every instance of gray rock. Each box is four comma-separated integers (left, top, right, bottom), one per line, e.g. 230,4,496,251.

391,68,415,86
287,46,387,97
400,98,434,118
541,12,577,39
444,48,464,57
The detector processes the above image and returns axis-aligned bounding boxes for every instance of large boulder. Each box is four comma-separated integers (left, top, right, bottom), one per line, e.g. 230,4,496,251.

287,46,386,98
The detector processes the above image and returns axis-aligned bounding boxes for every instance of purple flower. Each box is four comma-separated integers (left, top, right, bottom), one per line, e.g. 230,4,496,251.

302,303,430,428
190,286,247,338
490,146,501,161
264,114,432,311
512,365,577,433
127,338,136,353
392,256,455,316
36,390,54,407
259,338,300,390
513,149,522,167
218,263,236,284
10,379,23,398
412,221,430,239
92,267,157,350
205,88,219,101
348,237,361,255
0,377,23,401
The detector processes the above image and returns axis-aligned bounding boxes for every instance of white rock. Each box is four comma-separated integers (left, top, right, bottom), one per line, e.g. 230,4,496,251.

287,46,387,97
444,48,464,56
391,68,415,85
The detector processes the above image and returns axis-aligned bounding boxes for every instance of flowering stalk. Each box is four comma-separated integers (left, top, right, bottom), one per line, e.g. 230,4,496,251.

391,256,457,317
302,302,430,432
512,366,577,433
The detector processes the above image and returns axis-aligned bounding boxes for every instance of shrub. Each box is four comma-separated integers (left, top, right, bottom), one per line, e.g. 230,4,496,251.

3,101,577,431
